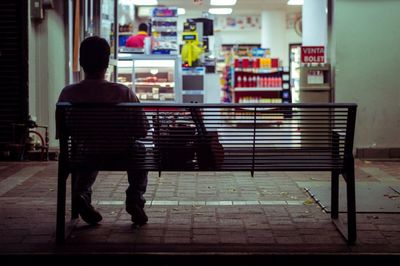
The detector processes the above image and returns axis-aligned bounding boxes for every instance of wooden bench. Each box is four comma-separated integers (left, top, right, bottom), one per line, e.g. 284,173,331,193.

56,102,357,244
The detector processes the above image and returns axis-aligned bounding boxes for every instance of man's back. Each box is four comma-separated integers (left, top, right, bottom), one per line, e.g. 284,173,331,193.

58,79,149,139
59,79,139,103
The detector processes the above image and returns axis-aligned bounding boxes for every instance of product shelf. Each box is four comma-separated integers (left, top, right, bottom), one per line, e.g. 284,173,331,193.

233,87,282,92
135,82,175,87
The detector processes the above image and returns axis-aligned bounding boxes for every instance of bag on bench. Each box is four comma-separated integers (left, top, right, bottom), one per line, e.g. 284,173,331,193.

152,112,196,169
190,108,224,170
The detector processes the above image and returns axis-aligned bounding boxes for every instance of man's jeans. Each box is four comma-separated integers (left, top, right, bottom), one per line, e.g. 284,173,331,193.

73,141,148,208
74,169,148,207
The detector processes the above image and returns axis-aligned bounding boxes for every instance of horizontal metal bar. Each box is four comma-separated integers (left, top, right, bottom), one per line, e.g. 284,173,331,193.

57,102,357,108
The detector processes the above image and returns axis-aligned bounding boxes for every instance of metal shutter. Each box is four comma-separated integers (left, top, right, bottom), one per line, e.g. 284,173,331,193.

0,1,28,149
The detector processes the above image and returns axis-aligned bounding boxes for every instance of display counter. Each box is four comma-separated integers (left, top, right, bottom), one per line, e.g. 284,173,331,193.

117,54,182,103
181,67,220,103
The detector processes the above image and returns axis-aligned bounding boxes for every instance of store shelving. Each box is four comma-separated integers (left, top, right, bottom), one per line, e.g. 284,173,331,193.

232,66,290,104
231,61,292,122
151,7,179,55
233,87,282,92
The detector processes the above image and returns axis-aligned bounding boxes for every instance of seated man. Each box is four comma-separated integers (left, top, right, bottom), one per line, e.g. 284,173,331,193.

57,36,150,226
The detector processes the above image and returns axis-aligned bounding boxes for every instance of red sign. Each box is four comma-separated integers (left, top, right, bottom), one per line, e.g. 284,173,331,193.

301,46,325,63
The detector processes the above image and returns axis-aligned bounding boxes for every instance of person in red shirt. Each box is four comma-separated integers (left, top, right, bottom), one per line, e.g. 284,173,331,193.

126,23,148,48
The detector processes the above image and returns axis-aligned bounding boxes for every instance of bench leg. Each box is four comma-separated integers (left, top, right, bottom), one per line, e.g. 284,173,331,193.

56,167,69,245
331,161,357,245
346,163,357,244
331,170,339,219
71,171,79,219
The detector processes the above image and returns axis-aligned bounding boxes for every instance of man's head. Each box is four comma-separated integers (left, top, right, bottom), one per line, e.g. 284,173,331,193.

79,36,110,77
138,23,148,33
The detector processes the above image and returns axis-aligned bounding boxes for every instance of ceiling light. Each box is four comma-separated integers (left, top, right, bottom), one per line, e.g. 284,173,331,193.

208,8,232,15
287,0,304,5
137,6,152,17
132,0,158,6
210,0,237,6
178,8,186,15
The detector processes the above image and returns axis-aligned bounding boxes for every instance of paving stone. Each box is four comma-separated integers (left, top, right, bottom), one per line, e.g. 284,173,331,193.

219,232,247,244
275,236,304,244
107,233,137,243
0,235,25,244
164,237,191,244
192,234,220,243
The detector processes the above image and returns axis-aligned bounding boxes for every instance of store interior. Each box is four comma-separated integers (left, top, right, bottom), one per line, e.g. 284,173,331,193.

92,0,331,105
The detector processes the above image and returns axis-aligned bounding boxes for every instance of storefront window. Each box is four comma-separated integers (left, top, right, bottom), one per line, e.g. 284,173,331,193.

100,0,116,58
98,0,117,81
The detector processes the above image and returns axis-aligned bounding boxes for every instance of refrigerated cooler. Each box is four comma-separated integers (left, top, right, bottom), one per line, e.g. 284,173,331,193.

117,54,182,102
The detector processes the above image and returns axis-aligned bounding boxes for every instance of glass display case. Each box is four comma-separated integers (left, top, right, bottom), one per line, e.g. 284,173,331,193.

117,55,182,102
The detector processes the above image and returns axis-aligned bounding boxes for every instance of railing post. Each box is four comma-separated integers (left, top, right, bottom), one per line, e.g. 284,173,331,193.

156,108,161,177
251,107,256,177
331,130,340,219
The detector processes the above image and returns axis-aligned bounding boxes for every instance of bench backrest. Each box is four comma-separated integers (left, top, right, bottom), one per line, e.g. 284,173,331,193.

56,102,357,172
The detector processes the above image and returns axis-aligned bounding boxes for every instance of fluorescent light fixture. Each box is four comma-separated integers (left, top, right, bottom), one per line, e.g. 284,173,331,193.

119,0,134,5
210,0,237,6
287,0,304,5
132,0,158,6
137,6,152,17
208,8,232,15
178,8,186,15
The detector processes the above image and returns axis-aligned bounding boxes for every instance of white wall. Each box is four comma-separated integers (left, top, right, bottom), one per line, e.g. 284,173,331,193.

29,2,67,147
215,30,261,45
335,0,400,149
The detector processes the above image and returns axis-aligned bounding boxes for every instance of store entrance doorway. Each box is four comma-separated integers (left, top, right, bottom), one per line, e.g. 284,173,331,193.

289,43,301,103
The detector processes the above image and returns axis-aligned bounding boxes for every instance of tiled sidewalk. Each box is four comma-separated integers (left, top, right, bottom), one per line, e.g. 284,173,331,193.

0,160,400,258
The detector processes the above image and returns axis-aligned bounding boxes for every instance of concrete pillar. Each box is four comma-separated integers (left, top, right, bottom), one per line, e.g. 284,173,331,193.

261,11,287,64
302,0,327,47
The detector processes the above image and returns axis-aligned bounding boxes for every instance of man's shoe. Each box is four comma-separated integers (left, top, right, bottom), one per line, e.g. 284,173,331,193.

126,203,148,226
77,195,102,225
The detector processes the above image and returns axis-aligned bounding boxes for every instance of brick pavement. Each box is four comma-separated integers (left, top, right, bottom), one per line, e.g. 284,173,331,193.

0,160,400,260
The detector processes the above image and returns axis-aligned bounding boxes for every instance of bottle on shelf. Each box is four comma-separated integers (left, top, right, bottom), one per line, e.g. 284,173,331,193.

237,75,242,87
272,76,276,87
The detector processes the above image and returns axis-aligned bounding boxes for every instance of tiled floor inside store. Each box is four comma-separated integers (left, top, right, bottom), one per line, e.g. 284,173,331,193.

0,159,399,264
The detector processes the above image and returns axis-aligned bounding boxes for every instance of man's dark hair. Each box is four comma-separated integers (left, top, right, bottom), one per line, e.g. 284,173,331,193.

138,23,148,32
79,36,110,75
